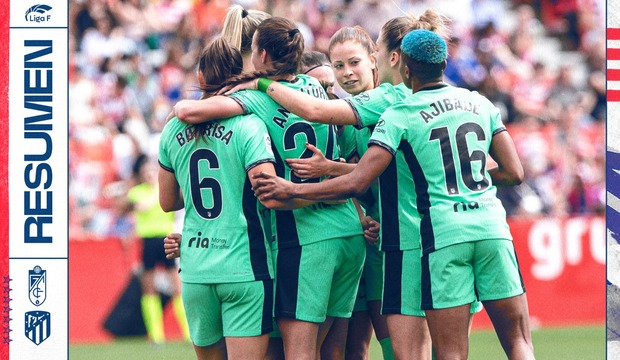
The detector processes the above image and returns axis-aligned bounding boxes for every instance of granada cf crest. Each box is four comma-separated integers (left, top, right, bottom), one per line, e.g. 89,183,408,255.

24,311,51,345
28,266,46,306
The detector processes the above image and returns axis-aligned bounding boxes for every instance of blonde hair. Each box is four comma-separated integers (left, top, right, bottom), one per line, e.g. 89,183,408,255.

221,5,271,55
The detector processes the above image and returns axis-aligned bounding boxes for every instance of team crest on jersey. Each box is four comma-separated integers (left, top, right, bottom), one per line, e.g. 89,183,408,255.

24,311,51,345
28,266,46,306
264,134,274,155
353,92,370,105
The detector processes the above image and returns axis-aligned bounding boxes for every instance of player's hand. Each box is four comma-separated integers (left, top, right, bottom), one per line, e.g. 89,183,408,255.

252,172,295,201
222,78,259,95
286,143,331,179
164,233,182,259
361,216,380,245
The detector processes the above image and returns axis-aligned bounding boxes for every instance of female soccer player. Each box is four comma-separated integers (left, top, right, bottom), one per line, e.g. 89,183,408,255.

312,25,394,360
172,17,367,360
223,11,467,360
252,29,535,360
158,37,309,360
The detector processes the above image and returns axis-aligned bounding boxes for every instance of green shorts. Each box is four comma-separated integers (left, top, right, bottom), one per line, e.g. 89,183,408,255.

182,280,273,346
383,248,483,316
421,239,525,310
353,242,384,312
274,235,365,322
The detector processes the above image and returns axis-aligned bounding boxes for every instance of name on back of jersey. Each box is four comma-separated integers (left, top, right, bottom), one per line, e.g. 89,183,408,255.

175,124,233,146
419,98,480,123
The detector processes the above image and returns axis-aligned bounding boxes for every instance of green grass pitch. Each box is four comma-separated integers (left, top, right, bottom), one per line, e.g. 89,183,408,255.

69,325,604,359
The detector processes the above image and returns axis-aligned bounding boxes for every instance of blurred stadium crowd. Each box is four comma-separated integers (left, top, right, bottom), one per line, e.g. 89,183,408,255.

69,0,606,240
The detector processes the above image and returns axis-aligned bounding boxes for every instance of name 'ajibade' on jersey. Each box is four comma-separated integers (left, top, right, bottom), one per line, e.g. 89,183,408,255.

369,84,513,254
159,114,276,284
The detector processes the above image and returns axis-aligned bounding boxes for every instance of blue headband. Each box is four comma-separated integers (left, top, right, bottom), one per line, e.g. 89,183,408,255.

400,29,447,64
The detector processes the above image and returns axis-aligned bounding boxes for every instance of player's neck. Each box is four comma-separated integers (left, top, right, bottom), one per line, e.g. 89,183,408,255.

412,78,445,93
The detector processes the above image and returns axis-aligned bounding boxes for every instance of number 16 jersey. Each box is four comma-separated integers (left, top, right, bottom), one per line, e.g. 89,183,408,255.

369,84,513,255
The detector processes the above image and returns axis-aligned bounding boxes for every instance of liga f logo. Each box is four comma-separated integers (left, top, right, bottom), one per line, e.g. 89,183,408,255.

29,266,46,306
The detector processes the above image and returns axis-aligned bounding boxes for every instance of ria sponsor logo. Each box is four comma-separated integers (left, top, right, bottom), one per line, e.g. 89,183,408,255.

188,232,209,249
25,5,52,23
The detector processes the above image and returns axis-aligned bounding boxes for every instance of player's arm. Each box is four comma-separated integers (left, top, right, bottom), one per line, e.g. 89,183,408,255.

253,145,393,201
488,130,524,186
225,79,358,125
247,162,315,210
158,167,184,212
173,96,244,124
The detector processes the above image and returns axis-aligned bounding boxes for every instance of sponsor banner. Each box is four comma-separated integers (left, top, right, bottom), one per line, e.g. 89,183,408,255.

474,216,605,328
5,1,69,359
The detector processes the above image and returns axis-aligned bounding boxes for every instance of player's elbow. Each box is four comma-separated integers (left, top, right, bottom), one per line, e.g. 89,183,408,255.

159,202,175,213
159,197,179,212
504,165,524,186
174,102,195,123
349,176,371,198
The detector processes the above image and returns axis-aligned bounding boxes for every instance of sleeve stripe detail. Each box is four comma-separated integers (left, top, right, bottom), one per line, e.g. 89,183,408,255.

229,95,250,115
343,98,364,129
159,160,175,173
368,140,396,156
492,127,507,136
246,159,276,172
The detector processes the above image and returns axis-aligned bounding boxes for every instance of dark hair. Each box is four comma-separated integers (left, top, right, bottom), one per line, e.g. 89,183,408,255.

301,50,330,73
401,52,445,83
223,17,304,87
193,37,244,140
328,26,379,88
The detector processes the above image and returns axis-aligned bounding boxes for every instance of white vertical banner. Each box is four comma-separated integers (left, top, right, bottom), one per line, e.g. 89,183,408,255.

8,1,68,359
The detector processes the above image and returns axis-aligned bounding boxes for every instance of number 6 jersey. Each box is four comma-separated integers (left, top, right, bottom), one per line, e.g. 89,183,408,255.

158,114,275,284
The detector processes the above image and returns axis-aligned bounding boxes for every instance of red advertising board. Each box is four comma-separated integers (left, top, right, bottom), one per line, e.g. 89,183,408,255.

472,216,605,328
68,216,605,342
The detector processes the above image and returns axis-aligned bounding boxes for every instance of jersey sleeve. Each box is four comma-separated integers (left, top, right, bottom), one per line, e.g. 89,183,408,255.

368,104,408,156
237,114,276,172
489,100,507,136
158,118,176,173
229,89,273,116
344,83,399,129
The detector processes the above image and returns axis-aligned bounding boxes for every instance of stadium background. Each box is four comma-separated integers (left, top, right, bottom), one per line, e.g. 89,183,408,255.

68,0,606,357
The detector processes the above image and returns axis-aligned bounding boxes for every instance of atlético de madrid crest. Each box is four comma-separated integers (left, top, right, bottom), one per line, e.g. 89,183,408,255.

24,311,51,345
28,266,46,306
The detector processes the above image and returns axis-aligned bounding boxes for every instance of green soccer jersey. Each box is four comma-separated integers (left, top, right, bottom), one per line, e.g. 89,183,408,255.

345,82,410,129
230,74,363,248
338,125,381,224
369,84,513,254
158,114,276,284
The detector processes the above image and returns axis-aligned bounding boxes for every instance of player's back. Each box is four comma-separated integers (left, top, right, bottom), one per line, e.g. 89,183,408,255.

375,84,512,253
158,114,275,283
230,74,363,248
